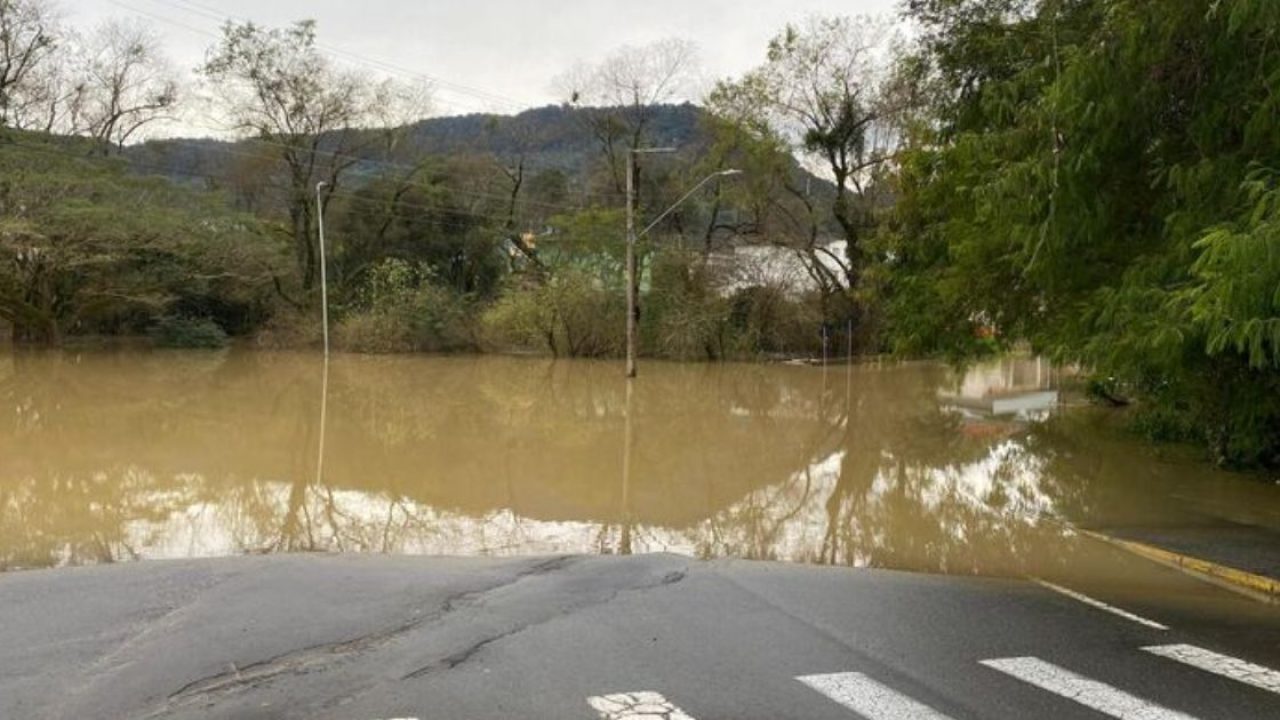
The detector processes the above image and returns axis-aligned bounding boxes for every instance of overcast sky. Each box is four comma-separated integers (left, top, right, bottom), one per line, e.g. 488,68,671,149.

65,0,902,123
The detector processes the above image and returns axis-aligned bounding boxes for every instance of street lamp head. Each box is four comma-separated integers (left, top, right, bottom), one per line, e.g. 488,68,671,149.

718,169,744,177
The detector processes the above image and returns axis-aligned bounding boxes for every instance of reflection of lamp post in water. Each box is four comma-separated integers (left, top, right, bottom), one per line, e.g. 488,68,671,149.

619,379,635,555
314,182,330,489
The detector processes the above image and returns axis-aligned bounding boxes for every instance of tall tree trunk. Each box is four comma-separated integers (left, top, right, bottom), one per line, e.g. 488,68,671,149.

292,204,315,291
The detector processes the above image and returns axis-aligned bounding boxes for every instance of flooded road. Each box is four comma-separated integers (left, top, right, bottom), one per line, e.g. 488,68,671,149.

0,351,1273,577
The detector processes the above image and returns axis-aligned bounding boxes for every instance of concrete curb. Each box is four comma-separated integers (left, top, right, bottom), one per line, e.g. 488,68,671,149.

1079,529,1280,605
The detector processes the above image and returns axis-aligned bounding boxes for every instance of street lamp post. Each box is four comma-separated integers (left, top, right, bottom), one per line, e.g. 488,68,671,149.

315,181,330,358
625,149,741,378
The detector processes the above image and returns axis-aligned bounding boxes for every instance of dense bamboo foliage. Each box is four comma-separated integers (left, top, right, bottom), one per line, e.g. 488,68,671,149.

879,0,1280,466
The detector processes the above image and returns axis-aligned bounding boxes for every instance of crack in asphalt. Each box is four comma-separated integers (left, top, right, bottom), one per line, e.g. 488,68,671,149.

55,567,242,718
398,566,688,681
143,557,688,719
153,556,578,714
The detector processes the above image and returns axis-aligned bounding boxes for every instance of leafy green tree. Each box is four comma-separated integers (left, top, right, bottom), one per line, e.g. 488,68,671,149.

332,167,503,300
884,0,1280,466
0,133,285,343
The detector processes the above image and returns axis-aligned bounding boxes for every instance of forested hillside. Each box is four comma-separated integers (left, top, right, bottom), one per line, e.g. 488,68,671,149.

122,104,727,197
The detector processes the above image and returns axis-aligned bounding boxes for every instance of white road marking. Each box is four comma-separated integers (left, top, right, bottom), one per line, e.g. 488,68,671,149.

1034,579,1169,630
1145,644,1280,695
797,672,955,720
981,657,1200,719
588,691,696,719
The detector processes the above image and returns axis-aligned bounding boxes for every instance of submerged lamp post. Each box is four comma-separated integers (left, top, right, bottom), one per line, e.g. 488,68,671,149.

625,148,742,378
315,181,331,358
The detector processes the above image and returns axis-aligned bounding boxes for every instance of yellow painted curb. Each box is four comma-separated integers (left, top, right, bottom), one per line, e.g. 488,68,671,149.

1079,529,1280,604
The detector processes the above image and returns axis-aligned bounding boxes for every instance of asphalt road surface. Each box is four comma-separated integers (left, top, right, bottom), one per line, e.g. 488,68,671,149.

4,547,1280,720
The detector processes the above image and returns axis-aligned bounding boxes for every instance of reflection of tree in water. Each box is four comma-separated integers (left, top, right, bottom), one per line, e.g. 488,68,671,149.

815,366,1016,572
0,353,845,567
683,363,1089,577
0,352,1254,575
0,468,183,570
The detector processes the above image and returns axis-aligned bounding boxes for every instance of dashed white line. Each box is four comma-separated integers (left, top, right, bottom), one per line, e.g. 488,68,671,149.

1034,579,1169,630
797,672,955,720
588,691,696,719
981,656,1200,719
1145,644,1280,695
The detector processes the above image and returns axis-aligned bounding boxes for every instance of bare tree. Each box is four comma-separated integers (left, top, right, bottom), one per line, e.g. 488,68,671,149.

0,0,59,127
557,38,699,196
201,19,430,290
77,19,179,152
710,16,901,292
7,40,80,133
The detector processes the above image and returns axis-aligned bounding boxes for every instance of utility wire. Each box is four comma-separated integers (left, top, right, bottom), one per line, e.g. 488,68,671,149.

107,0,635,207
102,0,623,211
108,0,520,117
157,121,595,214
158,0,525,111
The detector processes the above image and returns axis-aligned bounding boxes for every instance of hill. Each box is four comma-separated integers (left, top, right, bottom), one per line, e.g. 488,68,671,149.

122,103,831,199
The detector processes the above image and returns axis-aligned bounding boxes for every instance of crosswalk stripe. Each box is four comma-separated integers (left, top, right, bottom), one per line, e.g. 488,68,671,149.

588,691,696,720
1145,644,1280,695
981,657,1200,719
1034,579,1169,630
797,672,955,720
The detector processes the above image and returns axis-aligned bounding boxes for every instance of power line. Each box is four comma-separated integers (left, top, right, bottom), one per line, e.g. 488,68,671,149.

100,0,619,211
109,0,522,117
103,0,491,119
90,0,643,209
141,122,593,213
160,0,525,111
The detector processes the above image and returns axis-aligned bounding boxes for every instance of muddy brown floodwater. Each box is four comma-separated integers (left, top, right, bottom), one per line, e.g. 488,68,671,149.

0,350,1275,577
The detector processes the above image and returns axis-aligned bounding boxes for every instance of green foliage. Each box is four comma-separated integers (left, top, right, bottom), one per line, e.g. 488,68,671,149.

334,259,473,353
537,208,626,281
726,285,823,358
1187,167,1280,369
150,315,229,349
645,249,730,360
0,132,285,344
334,170,504,299
481,269,623,358
884,0,1280,467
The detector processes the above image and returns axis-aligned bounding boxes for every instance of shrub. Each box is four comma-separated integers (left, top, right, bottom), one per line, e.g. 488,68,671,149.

333,310,415,353
644,250,730,360
481,281,559,354
481,269,623,357
150,315,229,349
253,305,323,350
726,285,821,358
333,259,474,354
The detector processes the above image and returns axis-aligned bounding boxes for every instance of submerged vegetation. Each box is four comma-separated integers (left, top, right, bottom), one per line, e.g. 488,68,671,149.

2,0,1279,468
